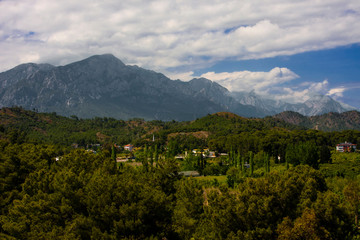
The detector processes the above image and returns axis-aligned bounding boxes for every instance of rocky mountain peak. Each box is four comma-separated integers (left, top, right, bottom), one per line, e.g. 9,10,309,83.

65,54,126,72
0,62,54,89
188,78,228,93
86,54,125,65
0,54,357,121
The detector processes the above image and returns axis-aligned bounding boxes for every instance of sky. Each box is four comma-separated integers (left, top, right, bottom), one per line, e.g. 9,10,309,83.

1,0,360,108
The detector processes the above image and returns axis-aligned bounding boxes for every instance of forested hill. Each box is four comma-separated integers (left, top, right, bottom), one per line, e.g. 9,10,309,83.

0,107,303,146
176,111,306,133
273,110,360,131
2,107,359,154
0,106,167,146
2,107,360,239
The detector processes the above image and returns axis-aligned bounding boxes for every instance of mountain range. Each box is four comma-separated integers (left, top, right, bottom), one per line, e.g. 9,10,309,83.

0,54,356,121
231,90,355,116
272,110,360,131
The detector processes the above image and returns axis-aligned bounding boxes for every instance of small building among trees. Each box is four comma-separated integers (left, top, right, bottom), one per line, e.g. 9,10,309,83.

336,142,357,152
124,144,134,152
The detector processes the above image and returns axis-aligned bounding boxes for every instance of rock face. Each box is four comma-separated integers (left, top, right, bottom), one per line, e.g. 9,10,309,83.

0,54,355,121
0,54,260,120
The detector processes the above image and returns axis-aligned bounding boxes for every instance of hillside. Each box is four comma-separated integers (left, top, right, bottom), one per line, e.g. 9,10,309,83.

0,107,305,147
0,107,166,146
0,54,354,121
0,54,261,121
2,107,360,240
273,110,360,131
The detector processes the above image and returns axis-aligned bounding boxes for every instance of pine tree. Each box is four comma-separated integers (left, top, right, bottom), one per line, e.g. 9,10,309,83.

154,144,159,166
233,151,236,168
149,146,154,170
111,145,116,162
236,151,241,168
143,145,149,172
241,156,245,175
200,149,204,170
249,151,254,176
286,157,289,170
265,153,270,174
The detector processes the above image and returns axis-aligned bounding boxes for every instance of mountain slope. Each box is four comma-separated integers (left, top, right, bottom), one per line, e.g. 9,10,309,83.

231,91,354,116
0,54,234,121
302,94,352,116
0,54,354,121
273,110,360,131
188,78,266,117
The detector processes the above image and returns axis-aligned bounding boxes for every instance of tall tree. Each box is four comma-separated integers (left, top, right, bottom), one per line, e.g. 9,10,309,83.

343,181,360,227
319,145,331,163
111,145,116,162
154,144,159,165
249,151,254,176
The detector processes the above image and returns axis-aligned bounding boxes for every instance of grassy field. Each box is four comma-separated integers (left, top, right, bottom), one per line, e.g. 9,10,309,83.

195,175,227,184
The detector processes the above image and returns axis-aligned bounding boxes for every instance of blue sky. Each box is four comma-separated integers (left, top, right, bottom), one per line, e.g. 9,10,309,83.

195,44,360,108
0,0,360,108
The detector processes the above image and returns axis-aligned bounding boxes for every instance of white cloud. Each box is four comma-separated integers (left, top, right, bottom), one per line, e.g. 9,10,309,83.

166,71,195,81
269,79,347,103
271,80,360,104
194,69,353,104
197,67,311,103
327,87,347,98
199,67,299,92
302,79,329,95
168,67,312,102
0,0,360,72
275,87,311,103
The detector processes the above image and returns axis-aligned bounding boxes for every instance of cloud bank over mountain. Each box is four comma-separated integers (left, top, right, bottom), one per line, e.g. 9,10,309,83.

1,0,360,72
169,69,357,106
1,0,359,108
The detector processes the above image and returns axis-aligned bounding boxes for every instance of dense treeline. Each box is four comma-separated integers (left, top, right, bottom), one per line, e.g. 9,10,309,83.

1,107,360,156
0,107,170,147
1,141,360,239
0,141,179,239
2,108,360,239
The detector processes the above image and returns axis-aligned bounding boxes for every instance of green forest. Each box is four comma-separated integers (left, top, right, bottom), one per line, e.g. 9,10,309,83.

1,107,360,239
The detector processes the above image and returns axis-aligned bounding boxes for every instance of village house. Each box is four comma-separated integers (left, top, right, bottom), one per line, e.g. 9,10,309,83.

192,149,216,158
124,144,134,152
336,142,357,152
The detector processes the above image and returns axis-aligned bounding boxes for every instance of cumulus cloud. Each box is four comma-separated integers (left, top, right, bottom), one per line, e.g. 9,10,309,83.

267,79,349,103
268,80,360,104
167,67,317,103
199,67,299,92
0,0,360,72
194,69,355,105
274,87,312,103
166,71,196,81
325,84,360,109
327,87,346,98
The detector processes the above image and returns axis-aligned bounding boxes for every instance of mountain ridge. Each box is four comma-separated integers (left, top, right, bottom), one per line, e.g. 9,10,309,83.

231,91,355,116
0,54,355,121
273,110,360,131
0,55,227,120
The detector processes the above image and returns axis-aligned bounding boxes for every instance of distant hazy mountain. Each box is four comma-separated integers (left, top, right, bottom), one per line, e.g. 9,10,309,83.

231,91,355,116
0,54,354,121
187,78,266,117
273,110,360,131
